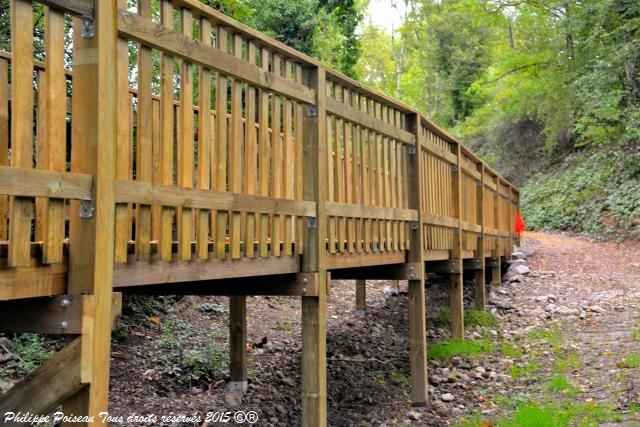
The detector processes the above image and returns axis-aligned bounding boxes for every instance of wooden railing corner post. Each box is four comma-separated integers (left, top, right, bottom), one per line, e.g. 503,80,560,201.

450,141,464,339
300,63,328,427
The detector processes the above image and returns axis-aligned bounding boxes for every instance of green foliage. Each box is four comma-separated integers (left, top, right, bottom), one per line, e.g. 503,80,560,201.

546,374,581,397
197,302,228,314
508,361,540,379
619,352,640,369
522,149,640,237
0,333,54,376
428,339,493,360
466,309,501,328
154,319,227,386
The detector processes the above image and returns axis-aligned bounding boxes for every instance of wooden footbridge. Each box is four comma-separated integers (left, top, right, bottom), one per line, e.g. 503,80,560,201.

0,0,519,425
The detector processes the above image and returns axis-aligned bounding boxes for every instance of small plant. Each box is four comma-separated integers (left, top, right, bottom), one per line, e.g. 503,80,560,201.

501,343,524,359
617,352,640,369
631,329,640,342
388,370,410,385
428,339,493,360
546,374,581,397
437,307,452,326
555,351,583,372
466,309,500,328
1,334,54,375
197,302,228,314
275,319,296,331
508,361,540,379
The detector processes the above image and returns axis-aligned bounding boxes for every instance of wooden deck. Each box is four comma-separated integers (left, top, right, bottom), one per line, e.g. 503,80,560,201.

0,0,520,425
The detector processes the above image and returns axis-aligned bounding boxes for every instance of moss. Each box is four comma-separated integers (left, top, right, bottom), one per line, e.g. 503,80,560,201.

428,339,493,360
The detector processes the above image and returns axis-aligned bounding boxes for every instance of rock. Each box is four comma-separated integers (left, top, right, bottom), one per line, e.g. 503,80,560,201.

579,311,587,319
475,366,486,373
281,377,296,387
440,393,455,402
408,411,422,421
224,390,244,408
509,274,526,283
544,303,557,313
509,259,528,267
493,299,514,310
535,295,548,302
556,307,580,316
189,386,203,395
511,251,526,260
588,305,606,314
489,371,498,380
509,264,530,275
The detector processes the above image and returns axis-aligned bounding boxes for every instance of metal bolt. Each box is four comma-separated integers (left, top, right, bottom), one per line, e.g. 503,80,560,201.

302,288,307,294
60,321,68,330
61,298,70,307
409,266,414,271
303,278,308,284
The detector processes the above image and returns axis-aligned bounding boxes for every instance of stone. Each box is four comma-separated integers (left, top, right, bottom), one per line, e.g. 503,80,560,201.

511,251,526,260
440,393,455,402
224,390,244,408
544,303,557,313
509,259,528,267
408,411,422,421
556,307,580,316
589,305,606,314
475,366,486,373
509,264,530,275
509,274,526,283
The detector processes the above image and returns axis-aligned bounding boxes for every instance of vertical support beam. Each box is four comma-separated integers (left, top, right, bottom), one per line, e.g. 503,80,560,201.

229,295,247,392
474,165,486,310
450,143,464,339
65,0,118,422
301,65,327,427
507,185,513,257
407,113,427,406
389,279,400,296
490,178,502,286
355,279,366,314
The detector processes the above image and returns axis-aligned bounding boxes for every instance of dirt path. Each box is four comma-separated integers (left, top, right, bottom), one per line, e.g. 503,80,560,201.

106,232,640,426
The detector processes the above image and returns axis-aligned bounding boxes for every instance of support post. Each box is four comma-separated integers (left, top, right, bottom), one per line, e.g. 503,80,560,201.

389,279,400,296
229,295,247,392
490,178,502,286
301,65,327,427
407,113,427,406
355,279,366,314
64,0,118,422
474,165,486,310
450,143,464,339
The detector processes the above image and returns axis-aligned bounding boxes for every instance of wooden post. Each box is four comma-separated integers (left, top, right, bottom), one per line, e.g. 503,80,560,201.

491,178,502,286
474,165,486,310
407,113,427,406
389,279,400,296
355,279,366,314
229,296,247,392
301,65,327,427
65,0,118,422
450,143,464,339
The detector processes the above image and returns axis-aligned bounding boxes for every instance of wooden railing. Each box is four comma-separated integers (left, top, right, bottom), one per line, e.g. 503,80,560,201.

0,0,520,425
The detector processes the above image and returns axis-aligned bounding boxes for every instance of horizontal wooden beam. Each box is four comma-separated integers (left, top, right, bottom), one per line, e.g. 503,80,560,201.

426,259,461,274
463,258,482,270
423,213,458,229
113,254,301,287
0,337,83,417
421,139,457,165
0,259,67,301
326,251,406,270
119,273,318,296
0,293,122,334
37,0,94,17
117,9,315,104
115,180,315,217
326,202,418,222
330,262,421,280
0,166,92,200
326,97,415,145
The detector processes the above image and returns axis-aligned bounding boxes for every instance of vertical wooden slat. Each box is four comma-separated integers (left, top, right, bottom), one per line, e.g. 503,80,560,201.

197,17,212,260
41,7,66,264
355,279,366,313
229,34,243,259
257,47,269,258
244,42,257,258
0,59,8,241
135,0,153,261
178,8,194,261
283,60,294,256
295,64,304,254
450,143,464,340
215,27,229,259
475,164,486,309
271,54,283,257
35,71,46,244
8,0,34,267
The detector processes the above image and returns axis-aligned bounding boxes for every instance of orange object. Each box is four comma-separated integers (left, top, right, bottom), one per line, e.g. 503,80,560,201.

515,211,526,237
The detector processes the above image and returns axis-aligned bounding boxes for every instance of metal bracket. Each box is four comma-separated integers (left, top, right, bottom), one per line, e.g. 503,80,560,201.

81,17,95,38
306,105,317,118
451,164,458,173
452,228,460,235
410,221,419,230
408,145,417,155
372,241,379,252
476,181,482,187
79,199,95,219
306,216,317,229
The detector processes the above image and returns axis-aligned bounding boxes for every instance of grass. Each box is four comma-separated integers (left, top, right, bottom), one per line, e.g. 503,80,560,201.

631,329,640,342
457,401,619,427
500,342,523,359
618,352,640,368
554,351,583,372
437,308,500,328
508,361,541,379
428,339,493,360
546,374,581,397
275,319,297,331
